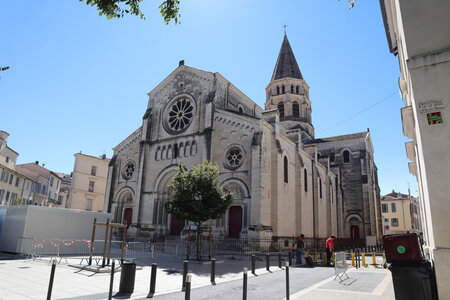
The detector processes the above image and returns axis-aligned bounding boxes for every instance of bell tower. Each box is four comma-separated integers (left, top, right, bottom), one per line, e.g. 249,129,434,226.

265,33,314,138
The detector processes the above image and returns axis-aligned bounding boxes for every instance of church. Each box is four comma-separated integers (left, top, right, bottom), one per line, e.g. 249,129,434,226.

104,34,383,245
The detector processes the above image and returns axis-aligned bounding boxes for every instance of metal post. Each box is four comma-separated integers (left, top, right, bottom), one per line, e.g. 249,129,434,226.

251,254,256,275
182,260,188,291
88,218,97,265
266,253,270,271
108,259,115,300
285,262,290,300
208,226,212,261
148,263,157,297
185,275,191,300
278,252,282,268
107,226,113,265
187,224,191,261
102,218,110,268
243,268,248,300
210,258,216,284
121,226,127,265
47,259,57,300
288,251,292,266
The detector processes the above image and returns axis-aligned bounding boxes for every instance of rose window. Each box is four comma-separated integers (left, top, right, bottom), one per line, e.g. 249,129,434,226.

122,161,135,180
167,98,194,132
227,148,243,167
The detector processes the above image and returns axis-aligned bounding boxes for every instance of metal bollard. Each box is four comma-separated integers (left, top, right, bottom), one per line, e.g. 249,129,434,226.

148,263,157,297
288,251,292,266
251,254,256,275
182,260,188,291
362,253,367,267
285,262,290,300
243,268,248,300
108,259,115,300
314,252,318,264
47,259,57,300
278,252,282,268
266,254,270,271
372,252,377,266
210,258,216,284
351,252,355,267
185,275,191,300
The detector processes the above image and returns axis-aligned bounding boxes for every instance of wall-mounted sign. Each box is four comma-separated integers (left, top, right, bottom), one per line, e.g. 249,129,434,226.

427,112,443,125
419,99,444,113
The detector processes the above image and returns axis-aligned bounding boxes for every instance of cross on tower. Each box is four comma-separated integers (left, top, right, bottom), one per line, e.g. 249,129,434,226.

283,24,287,34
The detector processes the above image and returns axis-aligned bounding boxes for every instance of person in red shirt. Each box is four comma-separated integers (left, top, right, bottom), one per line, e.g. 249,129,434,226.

326,235,336,266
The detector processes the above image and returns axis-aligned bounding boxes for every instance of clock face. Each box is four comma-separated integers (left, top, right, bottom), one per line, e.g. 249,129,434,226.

164,96,195,135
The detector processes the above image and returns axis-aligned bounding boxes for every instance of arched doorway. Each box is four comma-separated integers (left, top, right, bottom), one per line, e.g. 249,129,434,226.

123,208,133,228
229,206,242,238
350,225,360,239
170,216,185,235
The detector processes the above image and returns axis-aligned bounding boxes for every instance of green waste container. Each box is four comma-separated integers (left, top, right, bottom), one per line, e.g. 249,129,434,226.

119,262,136,293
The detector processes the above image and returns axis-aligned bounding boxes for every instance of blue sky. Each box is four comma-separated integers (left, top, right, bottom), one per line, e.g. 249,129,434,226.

0,0,417,195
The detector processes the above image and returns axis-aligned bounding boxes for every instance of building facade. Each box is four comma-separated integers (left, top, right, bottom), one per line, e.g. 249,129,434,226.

381,190,421,235
0,131,36,206
105,35,382,244
16,162,61,206
380,0,450,296
68,153,109,212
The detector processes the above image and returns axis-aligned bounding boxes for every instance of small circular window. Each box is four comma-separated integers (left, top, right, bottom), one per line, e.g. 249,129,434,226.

224,146,245,170
166,97,194,133
122,161,135,180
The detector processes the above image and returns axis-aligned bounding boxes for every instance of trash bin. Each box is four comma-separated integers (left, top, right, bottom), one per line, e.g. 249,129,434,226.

119,261,136,293
384,233,438,300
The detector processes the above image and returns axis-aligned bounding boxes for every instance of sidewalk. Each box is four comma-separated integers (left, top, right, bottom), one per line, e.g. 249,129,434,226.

0,253,394,300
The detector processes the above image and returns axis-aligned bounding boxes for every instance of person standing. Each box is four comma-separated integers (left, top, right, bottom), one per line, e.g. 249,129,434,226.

325,235,335,266
295,234,305,265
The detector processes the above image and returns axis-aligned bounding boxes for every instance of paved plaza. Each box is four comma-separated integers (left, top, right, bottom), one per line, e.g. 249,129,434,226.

0,252,395,300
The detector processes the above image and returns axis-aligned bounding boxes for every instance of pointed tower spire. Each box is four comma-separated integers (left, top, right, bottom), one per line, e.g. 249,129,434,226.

271,34,303,81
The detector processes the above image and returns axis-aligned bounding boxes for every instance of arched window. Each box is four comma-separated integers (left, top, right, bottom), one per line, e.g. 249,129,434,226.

343,150,350,163
278,102,285,118
330,153,335,162
291,85,294,93
296,86,299,94
293,102,299,117
304,169,308,192
284,156,288,183
319,178,322,198
282,85,285,94
277,86,280,95
238,107,244,114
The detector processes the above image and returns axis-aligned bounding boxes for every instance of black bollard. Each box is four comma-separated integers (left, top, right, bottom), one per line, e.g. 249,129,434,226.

182,260,188,291
185,275,191,300
266,253,270,271
251,254,256,275
47,259,57,300
108,259,115,300
278,252,282,268
288,251,292,266
285,262,290,300
243,268,248,300
210,258,216,284
148,263,157,298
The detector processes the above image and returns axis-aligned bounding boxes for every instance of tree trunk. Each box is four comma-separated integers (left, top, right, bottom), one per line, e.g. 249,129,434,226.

196,222,202,260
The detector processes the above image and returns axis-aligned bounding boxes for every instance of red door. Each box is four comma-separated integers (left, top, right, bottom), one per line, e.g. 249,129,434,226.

228,206,242,238
350,225,360,239
123,208,133,228
171,216,185,235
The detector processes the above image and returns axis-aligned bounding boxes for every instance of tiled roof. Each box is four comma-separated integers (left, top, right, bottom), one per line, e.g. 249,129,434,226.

271,34,303,81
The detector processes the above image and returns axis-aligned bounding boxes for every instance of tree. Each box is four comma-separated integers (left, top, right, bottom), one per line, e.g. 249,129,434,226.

80,0,180,24
0,66,9,80
80,0,355,24
165,161,233,260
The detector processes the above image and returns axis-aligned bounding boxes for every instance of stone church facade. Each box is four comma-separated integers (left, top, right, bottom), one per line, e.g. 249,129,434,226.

104,34,383,244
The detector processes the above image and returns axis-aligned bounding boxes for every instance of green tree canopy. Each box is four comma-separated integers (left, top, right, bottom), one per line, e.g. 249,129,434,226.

165,161,233,259
166,161,233,225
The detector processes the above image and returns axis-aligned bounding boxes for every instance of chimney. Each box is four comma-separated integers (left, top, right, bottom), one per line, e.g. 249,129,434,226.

179,60,184,67
35,161,39,165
